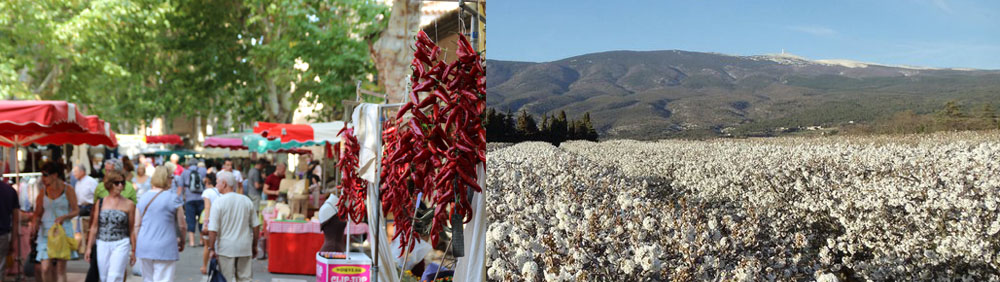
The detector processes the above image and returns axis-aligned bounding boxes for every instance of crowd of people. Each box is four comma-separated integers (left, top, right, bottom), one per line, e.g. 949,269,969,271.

0,152,299,282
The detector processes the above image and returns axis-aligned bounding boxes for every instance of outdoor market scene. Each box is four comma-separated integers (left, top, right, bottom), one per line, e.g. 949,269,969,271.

0,1,485,282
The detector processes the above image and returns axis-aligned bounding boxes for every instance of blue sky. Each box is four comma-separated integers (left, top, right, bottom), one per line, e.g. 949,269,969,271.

488,0,1000,69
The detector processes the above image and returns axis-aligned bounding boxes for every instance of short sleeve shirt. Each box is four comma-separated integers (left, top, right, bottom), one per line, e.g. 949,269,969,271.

246,168,262,196
247,168,262,187
208,193,260,257
201,188,221,204
135,190,185,261
180,165,203,202
94,181,138,203
264,174,284,201
74,176,98,205
0,181,20,235
231,170,244,186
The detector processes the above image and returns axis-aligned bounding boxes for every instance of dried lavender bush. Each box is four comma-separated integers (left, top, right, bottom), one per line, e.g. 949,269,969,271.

488,131,1000,281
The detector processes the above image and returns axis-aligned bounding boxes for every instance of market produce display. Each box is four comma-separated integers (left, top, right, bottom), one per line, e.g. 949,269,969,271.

487,131,1000,281
336,127,368,223
381,30,487,254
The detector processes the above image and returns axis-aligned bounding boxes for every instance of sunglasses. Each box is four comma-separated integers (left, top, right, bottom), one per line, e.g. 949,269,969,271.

113,180,126,186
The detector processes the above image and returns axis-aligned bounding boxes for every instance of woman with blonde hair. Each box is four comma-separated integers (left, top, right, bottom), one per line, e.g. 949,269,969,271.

133,166,186,282
84,170,136,282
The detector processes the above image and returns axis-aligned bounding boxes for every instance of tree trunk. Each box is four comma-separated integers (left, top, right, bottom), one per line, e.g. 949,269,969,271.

371,0,421,103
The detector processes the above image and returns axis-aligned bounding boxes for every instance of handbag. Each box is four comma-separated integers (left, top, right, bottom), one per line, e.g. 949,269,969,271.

207,257,227,282
79,204,93,217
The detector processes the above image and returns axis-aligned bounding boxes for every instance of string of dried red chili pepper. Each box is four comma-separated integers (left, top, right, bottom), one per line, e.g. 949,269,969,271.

381,30,487,254
335,127,367,223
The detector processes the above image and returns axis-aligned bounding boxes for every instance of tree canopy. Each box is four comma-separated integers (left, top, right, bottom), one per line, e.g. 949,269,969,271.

1,0,389,130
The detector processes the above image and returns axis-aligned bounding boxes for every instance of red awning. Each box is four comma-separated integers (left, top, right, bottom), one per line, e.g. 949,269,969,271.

145,134,183,145
31,116,117,147
0,100,90,147
252,121,345,143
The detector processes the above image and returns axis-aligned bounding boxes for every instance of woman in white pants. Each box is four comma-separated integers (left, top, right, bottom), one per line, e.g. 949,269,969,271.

133,166,186,282
85,170,136,282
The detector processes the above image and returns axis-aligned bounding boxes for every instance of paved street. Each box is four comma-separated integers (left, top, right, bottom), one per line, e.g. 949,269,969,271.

59,244,315,282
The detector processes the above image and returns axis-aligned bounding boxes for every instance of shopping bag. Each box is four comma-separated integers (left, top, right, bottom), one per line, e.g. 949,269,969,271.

46,224,77,260
207,257,227,282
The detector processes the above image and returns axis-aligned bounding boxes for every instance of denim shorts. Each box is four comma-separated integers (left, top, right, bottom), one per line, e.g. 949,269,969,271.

184,200,204,233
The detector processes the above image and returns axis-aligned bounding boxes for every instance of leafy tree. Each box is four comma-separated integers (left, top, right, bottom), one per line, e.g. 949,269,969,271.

239,0,388,123
1,0,389,132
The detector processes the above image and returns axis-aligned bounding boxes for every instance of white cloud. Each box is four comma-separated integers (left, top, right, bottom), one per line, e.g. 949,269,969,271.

931,0,954,14
787,25,837,37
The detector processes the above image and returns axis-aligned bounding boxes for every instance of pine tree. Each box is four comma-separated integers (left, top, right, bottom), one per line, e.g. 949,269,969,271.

582,112,599,141
516,110,539,140
503,109,516,142
485,108,502,141
540,115,551,142
567,119,579,140
552,111,569,144
938,100,964,119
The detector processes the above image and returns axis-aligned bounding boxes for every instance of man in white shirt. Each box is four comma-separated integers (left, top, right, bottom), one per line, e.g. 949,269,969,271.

223,159,243,192
207,171,260,282
72,164,98,253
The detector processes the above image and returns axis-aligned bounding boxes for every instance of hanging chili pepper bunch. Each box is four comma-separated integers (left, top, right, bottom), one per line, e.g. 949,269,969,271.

335,127,367,223
426,31,486,247
382,30,486,253
379,118,421,255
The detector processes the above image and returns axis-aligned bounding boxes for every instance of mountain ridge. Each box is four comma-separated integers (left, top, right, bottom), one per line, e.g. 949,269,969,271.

486,50,1000,140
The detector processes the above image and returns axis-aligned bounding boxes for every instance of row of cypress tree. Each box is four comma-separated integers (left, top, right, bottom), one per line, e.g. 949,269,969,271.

485,108,599,144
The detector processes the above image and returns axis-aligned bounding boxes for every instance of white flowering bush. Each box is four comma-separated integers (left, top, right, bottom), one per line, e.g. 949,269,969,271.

488,132,1000,281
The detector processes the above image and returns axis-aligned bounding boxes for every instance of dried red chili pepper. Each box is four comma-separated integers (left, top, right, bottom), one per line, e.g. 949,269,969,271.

335,127,367,223
380,31,486,252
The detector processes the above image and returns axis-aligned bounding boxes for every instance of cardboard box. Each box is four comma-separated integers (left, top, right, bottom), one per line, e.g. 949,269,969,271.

316,252,372,282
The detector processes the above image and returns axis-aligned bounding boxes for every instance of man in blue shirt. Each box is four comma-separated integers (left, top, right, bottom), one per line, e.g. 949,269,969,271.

177,158,204,247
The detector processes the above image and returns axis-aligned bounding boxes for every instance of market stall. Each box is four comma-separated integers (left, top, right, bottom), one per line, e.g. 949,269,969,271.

0,102,116,280
144,134,183,145
245,121,345,275
261,209,325,275
311,27,487,282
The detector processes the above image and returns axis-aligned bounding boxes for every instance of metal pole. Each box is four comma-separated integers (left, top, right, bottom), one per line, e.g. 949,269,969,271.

396,192,423,282
14,142,22,282
372,107,380,282
371,103,404,282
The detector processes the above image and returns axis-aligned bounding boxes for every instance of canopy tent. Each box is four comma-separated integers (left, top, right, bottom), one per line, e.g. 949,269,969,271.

241,134,316,154
253,121,345,144
31,115,117,147
0,101,89,146
144,134,183,145
146,149,198,157
199,147,252,158
203,132,312,155
204,132,252,149
0,100,113,282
